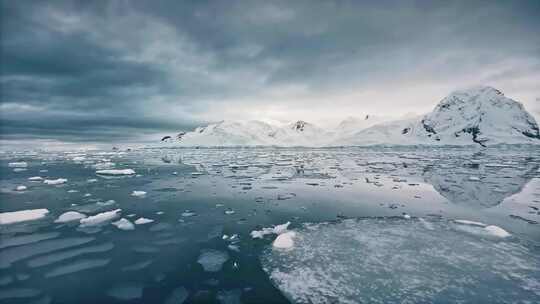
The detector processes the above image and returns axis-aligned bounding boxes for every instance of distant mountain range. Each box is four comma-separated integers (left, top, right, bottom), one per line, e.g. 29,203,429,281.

164,86,540,147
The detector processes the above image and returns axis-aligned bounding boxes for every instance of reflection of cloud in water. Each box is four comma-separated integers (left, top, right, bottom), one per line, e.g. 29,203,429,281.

423,161,539,208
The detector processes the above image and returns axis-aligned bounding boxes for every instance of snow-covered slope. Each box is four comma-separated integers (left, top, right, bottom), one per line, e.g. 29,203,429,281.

170,86,539,147
174,120,334,147
336,115,390,135
336,86,540,146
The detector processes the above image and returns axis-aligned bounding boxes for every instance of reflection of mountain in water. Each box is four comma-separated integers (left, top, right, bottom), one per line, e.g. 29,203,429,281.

423,160,539,208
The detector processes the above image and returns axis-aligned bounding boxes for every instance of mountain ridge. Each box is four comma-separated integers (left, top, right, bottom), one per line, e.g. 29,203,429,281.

165,86,540,147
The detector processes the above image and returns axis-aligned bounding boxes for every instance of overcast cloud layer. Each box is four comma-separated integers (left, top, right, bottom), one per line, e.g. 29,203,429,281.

1,0,539,143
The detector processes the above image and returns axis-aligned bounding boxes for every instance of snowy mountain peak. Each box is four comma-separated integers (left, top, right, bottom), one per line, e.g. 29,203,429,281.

419,86,539,145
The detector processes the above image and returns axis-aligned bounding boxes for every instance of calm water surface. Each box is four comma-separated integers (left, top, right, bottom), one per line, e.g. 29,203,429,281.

1,146,539,303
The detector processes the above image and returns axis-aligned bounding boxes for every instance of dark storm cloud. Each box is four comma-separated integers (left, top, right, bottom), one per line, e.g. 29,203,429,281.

1,0,539,142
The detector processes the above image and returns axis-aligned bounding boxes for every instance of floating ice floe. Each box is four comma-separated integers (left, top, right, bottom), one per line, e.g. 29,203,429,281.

197,249,229,272
79,209,121,227
0,209,49,225
453,220,511,238
453,219,486,227
15,185,27,191
164,286,189,304
250,222,291,239
131,191,146,197
0,288,41,301
134,217,154,225
28,176,43,181
96,169,135,175
0,237,94,268
27,242,114,268
0,232,60,250
261,217,535,304
106,284,143,301
54,211,87,223
8,162,27,168
121,259,153,272
44,258,110,278
112,218,135,231
43,178,67,185
87,178,98,183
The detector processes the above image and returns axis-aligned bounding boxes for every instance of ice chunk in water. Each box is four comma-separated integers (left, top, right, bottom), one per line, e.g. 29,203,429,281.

197,249,229,272
27,242,114,268
0,288,41,300
96,169,135,175
0,208,49,225
272,232,296,249
0,237,94,268
106,283,143,300
15,185,27,191
131,190,147,197
8,162,28,168
79,209,121,227
250,222,291,239
261,218,540,303
0,232,60,249
43,178,67,185
121,259,152,272
484,225,511,238
217,289,242,304
112,218,135,231
28,176,43,181
134,217,154,225
44,258,110,278
54,211,87,223
164,286,189,304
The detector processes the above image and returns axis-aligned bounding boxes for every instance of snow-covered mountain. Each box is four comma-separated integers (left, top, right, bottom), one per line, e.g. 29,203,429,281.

169,86,540,147
335,115,390,135
336,86,540,146
173,120,333,147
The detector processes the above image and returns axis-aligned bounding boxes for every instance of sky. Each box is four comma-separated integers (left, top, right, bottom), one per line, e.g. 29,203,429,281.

1,0,539,145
